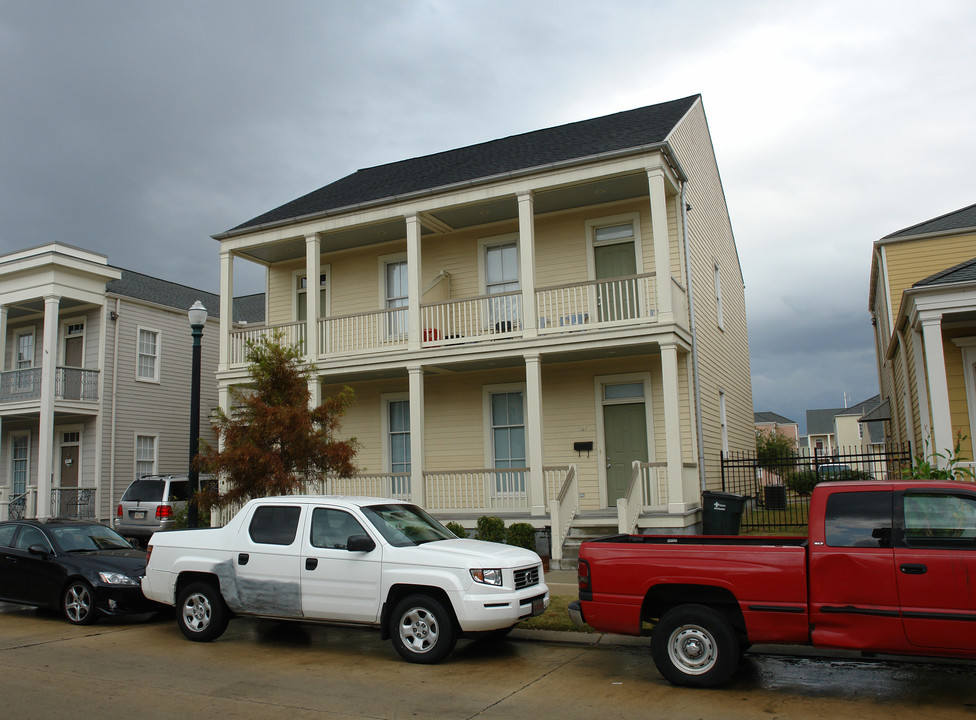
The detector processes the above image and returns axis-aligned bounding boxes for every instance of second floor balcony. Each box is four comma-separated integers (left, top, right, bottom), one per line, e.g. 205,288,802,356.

228,272,687,367
0,367,100,405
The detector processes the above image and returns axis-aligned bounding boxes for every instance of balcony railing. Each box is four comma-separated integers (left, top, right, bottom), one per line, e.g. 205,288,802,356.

420,291,522,345
50,487,96,520
0,367,99,403
225,275,677,367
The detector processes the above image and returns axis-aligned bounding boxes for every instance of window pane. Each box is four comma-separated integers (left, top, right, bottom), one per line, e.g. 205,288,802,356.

904,493,976,543
825,491,891,547
605,383,644,400
486,243,518,288
595,223,634,244
248,505,301,545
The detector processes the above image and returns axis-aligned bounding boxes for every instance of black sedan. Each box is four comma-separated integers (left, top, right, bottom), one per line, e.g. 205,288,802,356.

0,519,155,625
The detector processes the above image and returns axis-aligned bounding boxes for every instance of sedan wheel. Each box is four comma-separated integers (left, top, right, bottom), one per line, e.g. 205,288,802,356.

63,580,97,625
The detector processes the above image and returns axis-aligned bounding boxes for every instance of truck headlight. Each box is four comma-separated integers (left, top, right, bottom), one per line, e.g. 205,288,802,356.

98,571,138,585
470,568,503,586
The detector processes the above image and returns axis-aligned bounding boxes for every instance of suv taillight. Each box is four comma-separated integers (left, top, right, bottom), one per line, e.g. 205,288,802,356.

117,503,122,518
156,505,173,520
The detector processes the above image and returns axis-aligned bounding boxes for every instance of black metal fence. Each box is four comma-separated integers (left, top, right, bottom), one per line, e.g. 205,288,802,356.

720,444,913,530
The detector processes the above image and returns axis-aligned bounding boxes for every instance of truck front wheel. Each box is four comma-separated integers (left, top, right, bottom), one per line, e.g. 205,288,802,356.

176,581,229,642
389,594,457,664
651,604,739,687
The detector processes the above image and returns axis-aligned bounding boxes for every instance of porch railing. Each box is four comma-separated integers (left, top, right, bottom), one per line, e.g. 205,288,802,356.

50,487,96,520
322,308,408,355
229,321,306,364
548,464,579,562
536,273,656,332
302,472,412,501
55,367,99,401
424,467,529,512
0,368,41,401
0,487,36,520
420,291,523,346
616,461,668,534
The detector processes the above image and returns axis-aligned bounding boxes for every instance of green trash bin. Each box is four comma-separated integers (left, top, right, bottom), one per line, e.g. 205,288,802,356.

701,491,745,535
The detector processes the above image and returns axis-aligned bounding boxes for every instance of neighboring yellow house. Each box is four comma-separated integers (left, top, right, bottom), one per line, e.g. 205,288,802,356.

213,95,754,562
869,202,976,473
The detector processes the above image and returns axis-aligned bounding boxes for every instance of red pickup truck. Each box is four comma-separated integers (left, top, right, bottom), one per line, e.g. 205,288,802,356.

569,480,976,687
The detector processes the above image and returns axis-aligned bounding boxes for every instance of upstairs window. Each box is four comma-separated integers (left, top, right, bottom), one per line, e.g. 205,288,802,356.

137,329,160,381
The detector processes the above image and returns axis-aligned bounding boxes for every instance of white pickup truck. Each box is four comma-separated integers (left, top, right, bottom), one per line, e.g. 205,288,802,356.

142,496,549,663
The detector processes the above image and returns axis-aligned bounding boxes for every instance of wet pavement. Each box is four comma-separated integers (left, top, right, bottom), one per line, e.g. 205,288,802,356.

0,599,974,719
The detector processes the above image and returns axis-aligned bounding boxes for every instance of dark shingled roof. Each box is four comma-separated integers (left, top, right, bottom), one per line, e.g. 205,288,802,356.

107,269,265,323
883,202,976,239
226,95,701,234
914,256,976,287
754,411,796,424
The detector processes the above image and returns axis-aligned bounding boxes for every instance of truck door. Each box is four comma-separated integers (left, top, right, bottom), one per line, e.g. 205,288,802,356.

230,504,304,618
808,489,903,650
895,489,976,651
301,506,382,622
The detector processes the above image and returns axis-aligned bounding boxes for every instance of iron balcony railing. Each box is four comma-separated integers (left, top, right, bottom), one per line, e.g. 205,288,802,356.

0,367,99,403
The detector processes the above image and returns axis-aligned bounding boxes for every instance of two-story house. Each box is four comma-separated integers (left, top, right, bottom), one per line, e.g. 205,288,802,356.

870,202,976,472
0,243,263,522
213,95,754,562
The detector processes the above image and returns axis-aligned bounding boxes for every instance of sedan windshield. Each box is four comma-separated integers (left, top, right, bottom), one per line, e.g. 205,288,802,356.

361,504,455,547
49,524,133,552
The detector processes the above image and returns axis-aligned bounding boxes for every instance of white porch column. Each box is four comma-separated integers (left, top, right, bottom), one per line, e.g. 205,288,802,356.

920,313,953,463
647,170,674,323
661,342,685,513
524,353,545,515
37,295,61,519
0,305,7,371
307,376,322,409
518,193,538,337
219,250,234,370
305,233,321,361
406,215,423,351
408,364,426,506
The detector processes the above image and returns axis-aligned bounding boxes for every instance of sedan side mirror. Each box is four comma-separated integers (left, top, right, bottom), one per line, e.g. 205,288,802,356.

346,534,376,552
28,544,51,558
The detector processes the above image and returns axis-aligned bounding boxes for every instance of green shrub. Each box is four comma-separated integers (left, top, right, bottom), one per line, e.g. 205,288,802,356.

476,515,506,543
444,521,468,538
171,502,211,530
506,522,536,550
785,469,819,496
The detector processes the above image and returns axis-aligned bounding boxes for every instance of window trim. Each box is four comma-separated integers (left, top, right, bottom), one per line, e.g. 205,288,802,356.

381,392,410,475
136,326,161,383
477,233,520,296
482,383,527,497
585,212,644,281
134,433,158,479
714,260,724,330
14,328,36,369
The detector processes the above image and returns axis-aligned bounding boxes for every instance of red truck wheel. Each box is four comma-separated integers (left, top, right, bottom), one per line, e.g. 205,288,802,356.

651,604,739,687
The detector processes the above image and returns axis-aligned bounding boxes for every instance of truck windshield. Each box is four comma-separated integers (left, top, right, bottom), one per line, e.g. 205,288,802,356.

361,504,455,547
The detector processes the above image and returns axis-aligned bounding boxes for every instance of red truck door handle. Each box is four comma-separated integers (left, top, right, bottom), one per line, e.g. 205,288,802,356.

900,563,927,575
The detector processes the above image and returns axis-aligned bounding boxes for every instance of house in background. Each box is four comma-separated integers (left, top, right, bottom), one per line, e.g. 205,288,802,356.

804,396,887,456
0,243,263,522
754,411,799,448
870,202,976,473
212,94,754,563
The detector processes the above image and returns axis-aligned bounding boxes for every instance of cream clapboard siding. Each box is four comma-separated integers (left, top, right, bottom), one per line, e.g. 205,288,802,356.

944,327,975,459
884,233,976,322
98,296,220,521
668,98,753,489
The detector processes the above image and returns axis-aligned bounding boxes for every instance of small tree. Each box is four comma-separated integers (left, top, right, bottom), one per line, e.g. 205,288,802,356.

755,428,796,483
196,335,358,509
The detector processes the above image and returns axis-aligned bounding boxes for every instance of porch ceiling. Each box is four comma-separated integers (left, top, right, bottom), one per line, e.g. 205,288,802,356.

234,173,650,266
4,296,94,322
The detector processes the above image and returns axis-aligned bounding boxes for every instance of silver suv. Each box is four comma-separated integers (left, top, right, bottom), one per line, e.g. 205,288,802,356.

115,474,193,546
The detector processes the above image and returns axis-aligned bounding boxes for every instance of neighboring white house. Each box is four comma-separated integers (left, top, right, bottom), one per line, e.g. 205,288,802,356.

0,243,263,522
211,94,755,563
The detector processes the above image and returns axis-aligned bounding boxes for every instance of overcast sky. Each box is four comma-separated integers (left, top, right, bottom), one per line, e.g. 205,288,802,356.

2,0,974,433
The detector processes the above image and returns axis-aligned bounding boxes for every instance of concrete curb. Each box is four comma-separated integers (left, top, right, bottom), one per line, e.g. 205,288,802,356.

510,628,648,648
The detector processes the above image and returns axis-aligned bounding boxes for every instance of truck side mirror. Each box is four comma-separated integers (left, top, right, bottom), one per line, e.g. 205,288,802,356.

347,534,376,552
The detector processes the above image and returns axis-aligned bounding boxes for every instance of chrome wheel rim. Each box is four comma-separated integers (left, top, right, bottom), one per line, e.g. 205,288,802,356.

65,584,91,623
182,592,213,632
667,624,718,675
398,606,440,655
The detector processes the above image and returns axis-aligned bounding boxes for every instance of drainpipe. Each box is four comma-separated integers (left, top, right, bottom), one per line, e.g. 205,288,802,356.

108,298,120,521
682,185,707,491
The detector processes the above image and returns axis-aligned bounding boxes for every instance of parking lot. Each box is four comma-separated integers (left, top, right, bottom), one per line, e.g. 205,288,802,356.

1,601,975,720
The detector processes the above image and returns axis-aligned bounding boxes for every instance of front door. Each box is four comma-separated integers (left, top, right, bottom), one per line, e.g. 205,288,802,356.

61,322,84,399
594,230,638,323
604,403,648,506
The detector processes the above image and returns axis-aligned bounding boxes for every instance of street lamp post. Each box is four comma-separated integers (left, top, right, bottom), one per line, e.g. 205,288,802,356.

187,300,208,529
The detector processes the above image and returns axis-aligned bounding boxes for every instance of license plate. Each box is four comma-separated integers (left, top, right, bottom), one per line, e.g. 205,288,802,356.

132,511,146,519
531,598,545,616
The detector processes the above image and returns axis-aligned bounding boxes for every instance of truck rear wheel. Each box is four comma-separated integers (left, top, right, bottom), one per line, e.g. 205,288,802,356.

651,604,739,687
177,581,229,642
389,594,457,664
